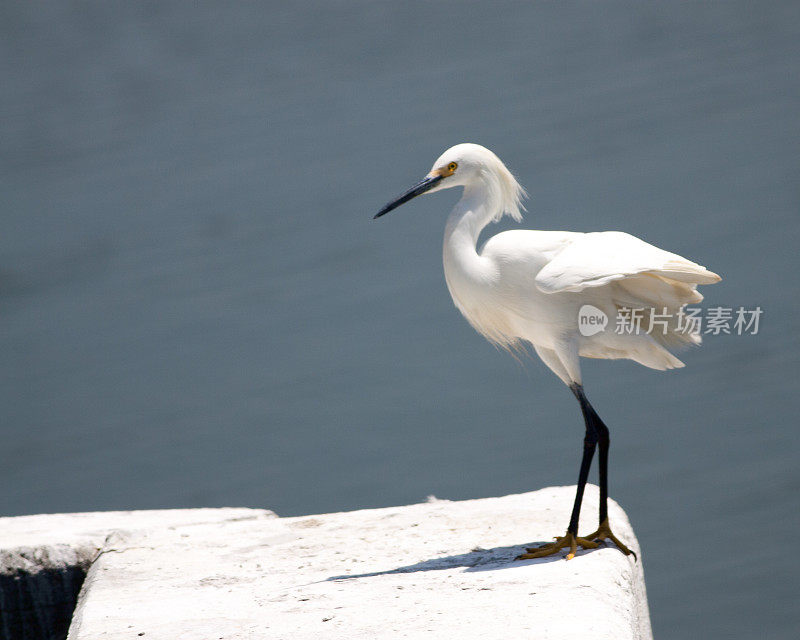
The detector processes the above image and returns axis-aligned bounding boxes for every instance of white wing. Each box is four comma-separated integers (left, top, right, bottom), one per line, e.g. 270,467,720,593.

534,231,721,294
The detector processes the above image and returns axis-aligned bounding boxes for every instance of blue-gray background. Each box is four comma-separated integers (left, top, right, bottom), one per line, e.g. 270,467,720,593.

2,2,798,638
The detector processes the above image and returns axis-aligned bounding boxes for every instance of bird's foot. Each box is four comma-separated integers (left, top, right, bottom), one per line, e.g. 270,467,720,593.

515,531,599,561
580,518,637,560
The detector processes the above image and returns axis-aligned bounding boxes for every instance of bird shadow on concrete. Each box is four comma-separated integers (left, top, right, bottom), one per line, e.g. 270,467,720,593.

326,541,607,582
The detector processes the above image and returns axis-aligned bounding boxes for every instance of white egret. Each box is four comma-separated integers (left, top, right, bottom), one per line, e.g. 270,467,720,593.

374,143,720,560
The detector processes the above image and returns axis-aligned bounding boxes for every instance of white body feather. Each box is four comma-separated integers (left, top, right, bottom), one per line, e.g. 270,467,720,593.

434,144,720,386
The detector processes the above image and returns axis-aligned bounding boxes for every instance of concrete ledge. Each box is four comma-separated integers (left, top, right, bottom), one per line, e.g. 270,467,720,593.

1,544,91,640
0,509,275,640
1,488,652,640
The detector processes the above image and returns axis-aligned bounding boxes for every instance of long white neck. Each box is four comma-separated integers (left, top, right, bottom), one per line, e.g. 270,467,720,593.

442,182,497,287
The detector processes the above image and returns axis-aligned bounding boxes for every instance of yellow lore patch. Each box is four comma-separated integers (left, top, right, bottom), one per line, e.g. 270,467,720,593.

431,161,458,178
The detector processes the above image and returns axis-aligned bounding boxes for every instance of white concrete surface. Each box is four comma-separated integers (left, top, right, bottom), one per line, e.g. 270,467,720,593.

0,508,276,557
0,508,276,640
63,486,651,640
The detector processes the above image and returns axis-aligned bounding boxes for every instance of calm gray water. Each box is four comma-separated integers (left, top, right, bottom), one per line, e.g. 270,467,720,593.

2,2,799,638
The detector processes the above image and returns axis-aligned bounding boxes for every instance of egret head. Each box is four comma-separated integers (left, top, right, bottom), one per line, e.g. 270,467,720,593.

374,143,526,221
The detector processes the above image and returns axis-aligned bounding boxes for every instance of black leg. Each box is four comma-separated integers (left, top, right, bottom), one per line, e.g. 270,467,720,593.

594,410,610,524
566,384,599,535
517,382,634,560
571,384,612,527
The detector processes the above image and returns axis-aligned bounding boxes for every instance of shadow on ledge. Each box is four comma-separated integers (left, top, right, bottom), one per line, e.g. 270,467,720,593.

326,540,608,582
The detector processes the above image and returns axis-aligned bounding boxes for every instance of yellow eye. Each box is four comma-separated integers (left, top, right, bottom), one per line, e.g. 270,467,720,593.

448,162,458,172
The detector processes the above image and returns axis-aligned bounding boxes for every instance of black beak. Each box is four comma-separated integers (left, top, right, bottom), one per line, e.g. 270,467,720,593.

373,174,443,219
